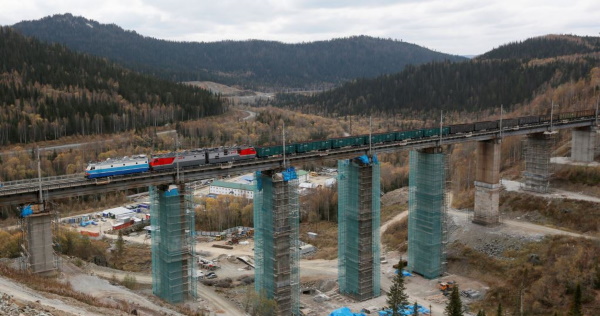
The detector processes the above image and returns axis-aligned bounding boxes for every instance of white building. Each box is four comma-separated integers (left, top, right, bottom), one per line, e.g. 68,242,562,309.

209,180,254,199
102,207,136,220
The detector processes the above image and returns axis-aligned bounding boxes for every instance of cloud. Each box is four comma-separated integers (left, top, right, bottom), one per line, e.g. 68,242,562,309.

2,0,599,55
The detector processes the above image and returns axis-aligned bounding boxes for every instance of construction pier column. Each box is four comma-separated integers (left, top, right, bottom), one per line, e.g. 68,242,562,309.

571,126,598,162
407,147,447,279
522,132,554,193
337,155,381,301
473,139,501,225
20,204,58,275
254,167,300,316
150,184,196,303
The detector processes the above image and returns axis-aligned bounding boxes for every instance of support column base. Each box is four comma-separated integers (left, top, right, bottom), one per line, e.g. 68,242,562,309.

473,181,500,226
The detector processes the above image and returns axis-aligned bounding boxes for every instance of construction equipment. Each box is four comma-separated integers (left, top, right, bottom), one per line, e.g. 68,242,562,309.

215,233,227,241
438,281,456,296
227,237,239,245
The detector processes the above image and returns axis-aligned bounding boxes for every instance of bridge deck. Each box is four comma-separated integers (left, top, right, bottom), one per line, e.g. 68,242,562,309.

0,116,597,207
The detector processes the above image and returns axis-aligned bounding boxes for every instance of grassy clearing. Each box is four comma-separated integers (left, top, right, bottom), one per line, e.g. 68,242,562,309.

554,165,600,186
381,217,408,253
381,203,407,224
116,243,152,273
500,192,600,235
448,236,600,315
299,221,338,260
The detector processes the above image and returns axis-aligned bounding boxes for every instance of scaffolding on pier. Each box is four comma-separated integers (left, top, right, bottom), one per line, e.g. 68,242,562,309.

150,184,196,303
254,167,300,315
337,155,381,301
408,149,448,279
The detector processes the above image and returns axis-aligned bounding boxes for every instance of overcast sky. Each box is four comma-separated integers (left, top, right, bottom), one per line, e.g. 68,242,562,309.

1,0,599,55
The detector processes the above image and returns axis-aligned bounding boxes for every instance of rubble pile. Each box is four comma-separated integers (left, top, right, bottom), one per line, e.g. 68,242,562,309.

0,293,53,316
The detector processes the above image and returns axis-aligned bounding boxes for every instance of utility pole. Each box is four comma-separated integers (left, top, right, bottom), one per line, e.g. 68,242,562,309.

500,104,503,139
520,287,524,316
282,121,286,169
369,116,372,156
596,95,600,126
176,133,180,182
37,147,43,204
550,101,556,132
439,111,444,146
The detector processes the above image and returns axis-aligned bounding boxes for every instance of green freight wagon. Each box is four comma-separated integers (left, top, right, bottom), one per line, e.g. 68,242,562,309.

255,144,296,157
396,129,424,141
369,132,396,144
421,127,450,137
295,140,331,153
331,136,365,148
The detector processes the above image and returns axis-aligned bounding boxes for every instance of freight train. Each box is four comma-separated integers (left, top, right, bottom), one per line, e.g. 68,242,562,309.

85,109,597,179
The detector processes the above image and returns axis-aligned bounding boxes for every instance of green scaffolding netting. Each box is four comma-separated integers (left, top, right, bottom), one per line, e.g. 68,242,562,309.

408,150,446,279
254,169,300,315
337,156,381,301
150,185,196,303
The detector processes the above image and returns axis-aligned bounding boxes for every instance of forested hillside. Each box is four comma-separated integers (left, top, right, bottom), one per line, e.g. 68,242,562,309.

276,35,600,117
11,13,466,89
478,35,600,60
0,27,224,145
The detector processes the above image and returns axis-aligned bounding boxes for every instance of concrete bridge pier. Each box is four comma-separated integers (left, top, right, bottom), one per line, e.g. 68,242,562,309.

254,167,300,316
473,139,501,225
571,126,598,162
407,147,447,279
337,155,381,301
20,204,58,275
522,132,555,193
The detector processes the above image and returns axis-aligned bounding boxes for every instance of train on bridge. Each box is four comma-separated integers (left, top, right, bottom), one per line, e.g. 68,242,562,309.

85,109,597,179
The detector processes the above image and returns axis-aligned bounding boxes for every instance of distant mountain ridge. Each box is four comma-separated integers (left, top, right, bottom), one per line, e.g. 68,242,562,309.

276,34,600,116
11,13,467,89
0,27,223,145
478,34,600,60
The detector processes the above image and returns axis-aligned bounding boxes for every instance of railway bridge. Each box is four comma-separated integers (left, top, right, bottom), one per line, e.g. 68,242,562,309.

1,112,598,314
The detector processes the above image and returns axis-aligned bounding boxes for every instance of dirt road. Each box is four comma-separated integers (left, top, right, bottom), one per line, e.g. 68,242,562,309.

86,264,243,315
0,275,109,316
501,179,600,203
451,208,599,240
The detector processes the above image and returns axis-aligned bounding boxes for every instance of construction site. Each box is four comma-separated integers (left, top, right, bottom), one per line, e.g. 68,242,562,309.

3,126,600,315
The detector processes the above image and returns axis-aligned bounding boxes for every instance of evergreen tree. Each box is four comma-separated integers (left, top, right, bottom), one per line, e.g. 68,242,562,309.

412,302,419,316
114,230,125,267
477,310,486,316
594,265,600,290
444,286,463,316
567,283,582,316
387,266,409,316
497,303,503,316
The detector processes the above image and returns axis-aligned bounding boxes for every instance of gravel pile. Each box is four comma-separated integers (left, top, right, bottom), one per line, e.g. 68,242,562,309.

0,293,54,316
447,209,543,259
472,235,524,257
